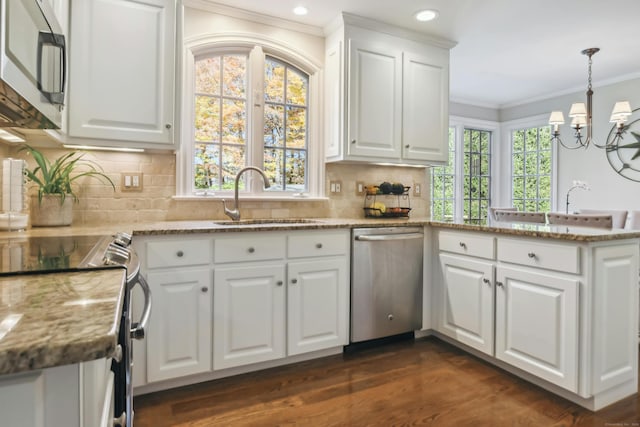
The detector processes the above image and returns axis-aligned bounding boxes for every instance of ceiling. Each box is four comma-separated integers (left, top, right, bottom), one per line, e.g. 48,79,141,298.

203,0,640,109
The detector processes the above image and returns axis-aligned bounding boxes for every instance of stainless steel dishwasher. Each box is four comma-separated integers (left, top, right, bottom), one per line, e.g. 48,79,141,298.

351,227,424,343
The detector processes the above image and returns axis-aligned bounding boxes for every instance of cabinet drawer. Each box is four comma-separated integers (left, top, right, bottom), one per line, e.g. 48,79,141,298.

288,231,348,258
214,234,286,263
438,231,495,260
146,239,212,269
497,238,580,274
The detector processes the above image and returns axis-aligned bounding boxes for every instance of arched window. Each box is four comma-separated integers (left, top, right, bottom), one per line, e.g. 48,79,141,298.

180,42,318,198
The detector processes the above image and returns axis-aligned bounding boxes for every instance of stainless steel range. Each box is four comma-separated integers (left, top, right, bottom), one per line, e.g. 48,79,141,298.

0,232,151,427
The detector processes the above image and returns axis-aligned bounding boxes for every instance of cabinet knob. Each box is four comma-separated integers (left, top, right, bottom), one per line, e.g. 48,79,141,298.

351,139,356,144
248,247,255,253
527,252,536,259
496,281,504,287
165,123,172,129
482,278,491,285
459,242,467,249
316,243,323,249
405,144,410,148
291,278,298,284
388,314,394,321
201,287,208,293
276,280,283,286
176,250,184,257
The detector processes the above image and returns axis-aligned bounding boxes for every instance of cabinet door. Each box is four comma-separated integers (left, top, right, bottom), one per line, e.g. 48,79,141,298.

68,0,175,146
287,258,349,356
347,39,402,159
146,268,212,382
438,254,494,354
402,50,449,163
495,266,579,392
213,264,286,370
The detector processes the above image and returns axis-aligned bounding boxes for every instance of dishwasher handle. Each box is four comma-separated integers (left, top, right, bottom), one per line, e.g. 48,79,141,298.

355,233,423,242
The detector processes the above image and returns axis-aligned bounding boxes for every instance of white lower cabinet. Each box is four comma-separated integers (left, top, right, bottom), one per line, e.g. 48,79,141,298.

438,253,494,355
495,266,579,392
287,257,349,356
133,229,350,391
213,264,286,370
434,228,639,409
146,268,212,382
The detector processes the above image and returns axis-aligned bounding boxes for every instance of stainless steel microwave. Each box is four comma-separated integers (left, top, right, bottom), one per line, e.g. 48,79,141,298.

0,0,66,129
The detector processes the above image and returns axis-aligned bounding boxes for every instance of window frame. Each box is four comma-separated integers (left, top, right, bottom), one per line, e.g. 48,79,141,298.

177,37,323,200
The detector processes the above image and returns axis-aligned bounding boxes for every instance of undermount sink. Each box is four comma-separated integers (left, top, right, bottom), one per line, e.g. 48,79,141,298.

212,218,324,226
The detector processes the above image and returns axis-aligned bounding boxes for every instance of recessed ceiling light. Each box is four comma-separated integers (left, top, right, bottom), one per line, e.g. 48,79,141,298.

415,9,439,22
293,6,308,16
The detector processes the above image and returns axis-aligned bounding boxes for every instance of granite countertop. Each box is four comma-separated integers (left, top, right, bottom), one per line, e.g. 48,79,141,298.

0,268,126,376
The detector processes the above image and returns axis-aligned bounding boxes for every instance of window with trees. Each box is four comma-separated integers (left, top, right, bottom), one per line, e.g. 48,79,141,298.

511,126,552,212
431,123,494,224
191,48,309,195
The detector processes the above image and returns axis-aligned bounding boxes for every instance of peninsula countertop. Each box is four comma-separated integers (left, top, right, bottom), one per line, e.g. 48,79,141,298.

0,268,127,376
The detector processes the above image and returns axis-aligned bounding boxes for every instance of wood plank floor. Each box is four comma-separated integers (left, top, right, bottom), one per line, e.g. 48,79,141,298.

134,337,640,426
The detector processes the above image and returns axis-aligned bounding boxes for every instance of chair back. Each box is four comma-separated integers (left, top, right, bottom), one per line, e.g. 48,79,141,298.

494,210,546,224
628,211,640,230
578,209,628,229
489,206,516,221
547,213,613,229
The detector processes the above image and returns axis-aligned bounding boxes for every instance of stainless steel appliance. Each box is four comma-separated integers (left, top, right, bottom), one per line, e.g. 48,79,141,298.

351,227,424,343
0,0,66,128
0,233,150,427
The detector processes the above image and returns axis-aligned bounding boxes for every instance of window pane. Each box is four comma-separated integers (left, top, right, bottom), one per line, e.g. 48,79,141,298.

264,58,284,103
511,126,553,212
223,56,246,98
195,96,219,142
194,144,219,189
286,67,307,105
264,148,283,190
264,104,284,147
286,150,306,188
195,57,220,95
221,99,246,145
513,130,525,152
286,106,306,148
222,145,245,190
463,128,491,224
430,126,456,221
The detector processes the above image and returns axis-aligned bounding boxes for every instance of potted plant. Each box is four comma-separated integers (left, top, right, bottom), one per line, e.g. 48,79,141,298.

20,145,115,226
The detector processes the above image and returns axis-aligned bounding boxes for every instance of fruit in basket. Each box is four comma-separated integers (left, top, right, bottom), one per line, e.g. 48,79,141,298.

379,182,392,194
391,182,405,194
369,202,386,216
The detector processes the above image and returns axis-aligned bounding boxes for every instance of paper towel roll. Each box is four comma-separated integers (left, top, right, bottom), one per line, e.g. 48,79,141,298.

2,159,25,212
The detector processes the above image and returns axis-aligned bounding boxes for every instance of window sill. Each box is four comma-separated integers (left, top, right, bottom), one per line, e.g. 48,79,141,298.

173,194,329,202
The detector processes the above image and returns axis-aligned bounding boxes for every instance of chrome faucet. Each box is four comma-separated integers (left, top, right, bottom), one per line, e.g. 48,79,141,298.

222,166,271,221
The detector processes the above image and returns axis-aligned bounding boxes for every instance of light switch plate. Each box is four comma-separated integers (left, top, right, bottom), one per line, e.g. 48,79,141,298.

413,182,422,197
121,172,143,192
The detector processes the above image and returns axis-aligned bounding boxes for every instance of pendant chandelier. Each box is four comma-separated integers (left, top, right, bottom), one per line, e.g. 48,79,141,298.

548,48,632,150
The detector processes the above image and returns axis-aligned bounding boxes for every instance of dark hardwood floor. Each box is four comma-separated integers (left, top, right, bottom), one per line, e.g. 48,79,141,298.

134,337,640,426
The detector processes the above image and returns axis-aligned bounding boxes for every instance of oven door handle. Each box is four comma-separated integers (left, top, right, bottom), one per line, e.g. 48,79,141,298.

130,274,151,340
355,233,424,241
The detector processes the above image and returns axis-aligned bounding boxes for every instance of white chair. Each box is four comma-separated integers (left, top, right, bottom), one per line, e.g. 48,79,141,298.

627,211,640,230
547,213,613,229
494,210,546,224
489,206,517,221
578,209,628,229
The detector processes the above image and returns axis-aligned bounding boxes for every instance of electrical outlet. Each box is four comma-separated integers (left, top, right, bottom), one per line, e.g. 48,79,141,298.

413,182,422,197
329,180,342,193
121,172,143,192
356,181,365,195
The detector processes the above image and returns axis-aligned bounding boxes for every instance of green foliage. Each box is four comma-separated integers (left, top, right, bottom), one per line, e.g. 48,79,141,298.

20,145,115,204
510,126,553,211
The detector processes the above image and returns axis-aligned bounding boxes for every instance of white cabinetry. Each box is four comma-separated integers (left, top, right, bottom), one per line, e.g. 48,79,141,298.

0,358,113,427
325,14,454,165
434,228,639,409
133,229,350,392
138,237,213,383
68,0,176,148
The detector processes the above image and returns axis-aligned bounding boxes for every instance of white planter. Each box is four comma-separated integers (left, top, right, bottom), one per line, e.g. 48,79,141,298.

30,195,74,227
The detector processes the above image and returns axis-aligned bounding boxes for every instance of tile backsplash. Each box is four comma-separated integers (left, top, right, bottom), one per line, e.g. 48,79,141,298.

6,146,431,225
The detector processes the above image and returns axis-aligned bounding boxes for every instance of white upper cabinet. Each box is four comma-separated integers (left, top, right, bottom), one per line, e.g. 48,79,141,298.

324,14,455,166
68,0,176,148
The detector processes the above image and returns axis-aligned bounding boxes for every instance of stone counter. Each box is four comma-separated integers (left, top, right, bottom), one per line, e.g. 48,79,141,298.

0,268,126,375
